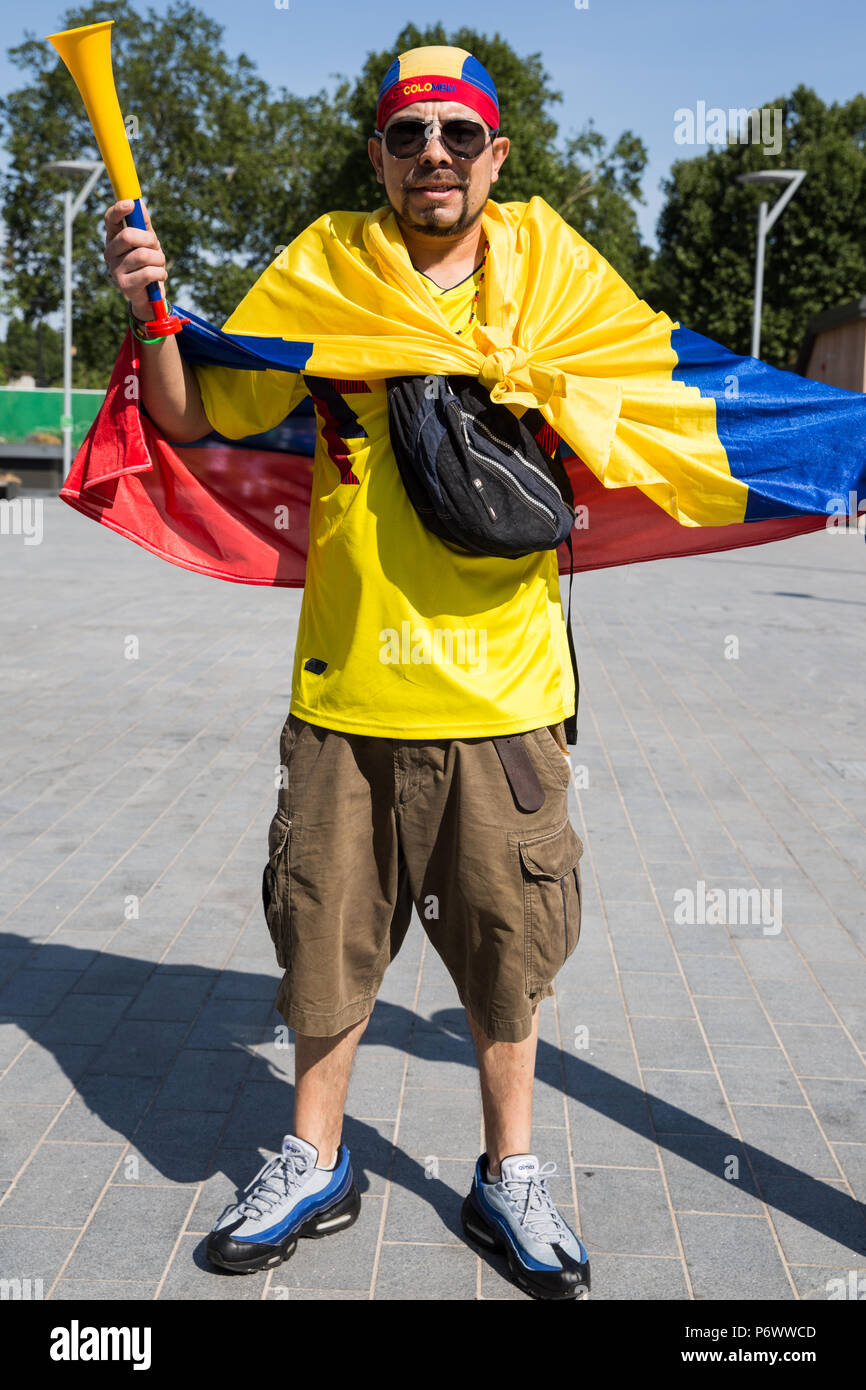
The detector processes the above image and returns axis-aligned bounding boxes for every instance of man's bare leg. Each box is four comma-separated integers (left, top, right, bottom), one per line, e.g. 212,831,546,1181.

466,1005,540,1177
292,1014,370,1165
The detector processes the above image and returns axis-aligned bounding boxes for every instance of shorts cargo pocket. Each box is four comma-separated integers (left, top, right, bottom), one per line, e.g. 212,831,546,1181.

518,819,584,994
262,807,294,970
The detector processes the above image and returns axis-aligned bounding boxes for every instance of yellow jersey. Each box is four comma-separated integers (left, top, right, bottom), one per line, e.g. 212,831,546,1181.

193,258,575,738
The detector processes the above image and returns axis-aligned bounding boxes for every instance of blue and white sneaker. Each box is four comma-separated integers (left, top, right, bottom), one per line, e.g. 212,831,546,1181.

206,1134,360,1274
462,1152,591,1300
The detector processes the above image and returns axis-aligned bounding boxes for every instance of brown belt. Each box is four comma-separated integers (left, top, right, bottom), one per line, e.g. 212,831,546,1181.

492,734,546,813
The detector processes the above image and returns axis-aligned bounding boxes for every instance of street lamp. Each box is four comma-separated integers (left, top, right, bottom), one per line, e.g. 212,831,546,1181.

43,158,105,482
737,169,806,360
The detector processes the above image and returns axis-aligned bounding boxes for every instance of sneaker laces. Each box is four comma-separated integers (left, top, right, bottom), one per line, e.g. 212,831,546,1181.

498,1162,569,1244
235,1146,311,1221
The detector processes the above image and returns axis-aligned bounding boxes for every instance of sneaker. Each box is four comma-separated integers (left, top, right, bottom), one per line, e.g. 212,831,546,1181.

461,1152,591,1300
206,1134,361,1274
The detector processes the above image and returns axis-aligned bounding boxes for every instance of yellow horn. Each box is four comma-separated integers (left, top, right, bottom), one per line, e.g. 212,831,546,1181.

46,21,141,202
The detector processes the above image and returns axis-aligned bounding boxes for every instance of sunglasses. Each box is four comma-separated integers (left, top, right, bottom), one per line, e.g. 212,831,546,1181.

375,118,499,161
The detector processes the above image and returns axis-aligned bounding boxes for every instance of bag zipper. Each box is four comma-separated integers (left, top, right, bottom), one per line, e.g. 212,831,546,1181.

469,449,559,533
472,476,498,521
457,405,565,502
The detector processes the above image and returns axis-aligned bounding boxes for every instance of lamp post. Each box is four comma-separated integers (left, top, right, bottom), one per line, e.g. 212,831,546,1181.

43,158,105,483
737,169,806,360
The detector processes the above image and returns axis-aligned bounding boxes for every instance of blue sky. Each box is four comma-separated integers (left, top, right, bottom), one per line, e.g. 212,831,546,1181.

3,0,864,246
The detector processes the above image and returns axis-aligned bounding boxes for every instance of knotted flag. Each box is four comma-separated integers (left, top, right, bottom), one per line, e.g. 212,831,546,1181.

61,195,864,586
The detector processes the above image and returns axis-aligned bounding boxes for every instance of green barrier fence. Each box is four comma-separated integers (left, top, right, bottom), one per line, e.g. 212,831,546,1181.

0,387,104,449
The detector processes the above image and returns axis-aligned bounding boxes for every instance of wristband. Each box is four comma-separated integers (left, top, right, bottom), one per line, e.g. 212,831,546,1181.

128,305,164,345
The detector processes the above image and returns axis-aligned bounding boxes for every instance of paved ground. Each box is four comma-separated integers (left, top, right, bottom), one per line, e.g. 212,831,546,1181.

1,496,865,1301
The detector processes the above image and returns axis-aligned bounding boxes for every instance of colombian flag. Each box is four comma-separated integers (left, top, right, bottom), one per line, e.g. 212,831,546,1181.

60,196,865,585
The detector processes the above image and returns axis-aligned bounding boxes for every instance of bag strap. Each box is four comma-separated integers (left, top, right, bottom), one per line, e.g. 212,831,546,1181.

563,531,579,747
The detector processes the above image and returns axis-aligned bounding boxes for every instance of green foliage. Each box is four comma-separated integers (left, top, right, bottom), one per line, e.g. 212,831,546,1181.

1,318,64,384
1,0,289,384
648,86,866,367
0,6,648,387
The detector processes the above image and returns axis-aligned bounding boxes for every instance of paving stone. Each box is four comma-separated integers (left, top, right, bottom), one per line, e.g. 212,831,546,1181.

659,1135,761,1214
373,1236,476,1300
734,1105,840,1180
89,1021,188,1077
643,1069,732,1135
679,954,754,997
786,925,866,964
383,1153,474,1243
568,1097,659,1167
555,989,631,1041
0,1225,83,1291
789,1264,866,1300
577,1251,689,1299
759,1177,866,1264
561,1040,642,1098
612,933,680,973
692,996,777,1046
831,1143,866,1202
48,1074,159,1144
61,1185,195,1280
676,1212,794,1299
154,1048,251,1114
72,955,156,995
775,1025,865,1082
737,939,813,982
798,1077,866,1142
34,993,133,1046
759,978,839,1026
218,1079,294,1150
711,1044,805,1106
0,1102,59,1178
128,974,214,1021
52,1279,159,1300
0,1043,97,1103
398,1087,482,1159
577,1167,679,1256
619,972,694,1019
0,1141,122,1225
629,1017,712,1071
0,1018,31,1071
347,1045,411,1116
0,969,79,1017
807,960,866,1005
123,1107,228,1185
184,998,273,1050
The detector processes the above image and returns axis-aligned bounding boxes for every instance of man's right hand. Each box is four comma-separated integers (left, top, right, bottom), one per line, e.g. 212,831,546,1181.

103,199,167,323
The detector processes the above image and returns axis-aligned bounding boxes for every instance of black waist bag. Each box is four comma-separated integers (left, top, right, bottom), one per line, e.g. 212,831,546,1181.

386,373,581,744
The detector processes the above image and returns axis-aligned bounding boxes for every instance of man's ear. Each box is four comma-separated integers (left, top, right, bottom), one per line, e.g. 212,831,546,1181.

489,135,509,185
368,136,385,185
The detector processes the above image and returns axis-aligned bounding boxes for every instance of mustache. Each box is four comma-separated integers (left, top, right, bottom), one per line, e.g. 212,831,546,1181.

405,177,466,190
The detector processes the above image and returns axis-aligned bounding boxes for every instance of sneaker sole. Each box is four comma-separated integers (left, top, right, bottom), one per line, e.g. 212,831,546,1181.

207,1182,361,1275
461,1193,590,1301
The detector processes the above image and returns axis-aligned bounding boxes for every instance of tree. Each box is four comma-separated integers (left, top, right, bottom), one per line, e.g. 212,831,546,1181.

648,86,866,368
1,6,650,386
2,318,63,384
0,0,301,385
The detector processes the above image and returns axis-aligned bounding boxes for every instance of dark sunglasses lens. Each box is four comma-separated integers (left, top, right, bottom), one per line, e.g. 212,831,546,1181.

384,121,426,156
442,121,487,157
383,119,488,158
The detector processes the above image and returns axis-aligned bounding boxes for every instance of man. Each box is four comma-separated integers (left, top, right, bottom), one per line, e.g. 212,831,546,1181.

104,44,590,1301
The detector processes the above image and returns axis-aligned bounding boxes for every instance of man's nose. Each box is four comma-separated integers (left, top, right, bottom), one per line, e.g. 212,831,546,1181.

419,134,452,164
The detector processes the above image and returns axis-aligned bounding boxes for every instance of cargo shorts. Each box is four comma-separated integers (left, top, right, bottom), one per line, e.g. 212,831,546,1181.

261,713,584,1043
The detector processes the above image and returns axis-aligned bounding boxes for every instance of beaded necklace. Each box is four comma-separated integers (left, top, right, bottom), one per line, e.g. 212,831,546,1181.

455,238,489,336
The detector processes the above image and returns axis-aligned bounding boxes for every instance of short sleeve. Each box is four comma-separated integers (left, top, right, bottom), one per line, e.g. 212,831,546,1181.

192,364,309,440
